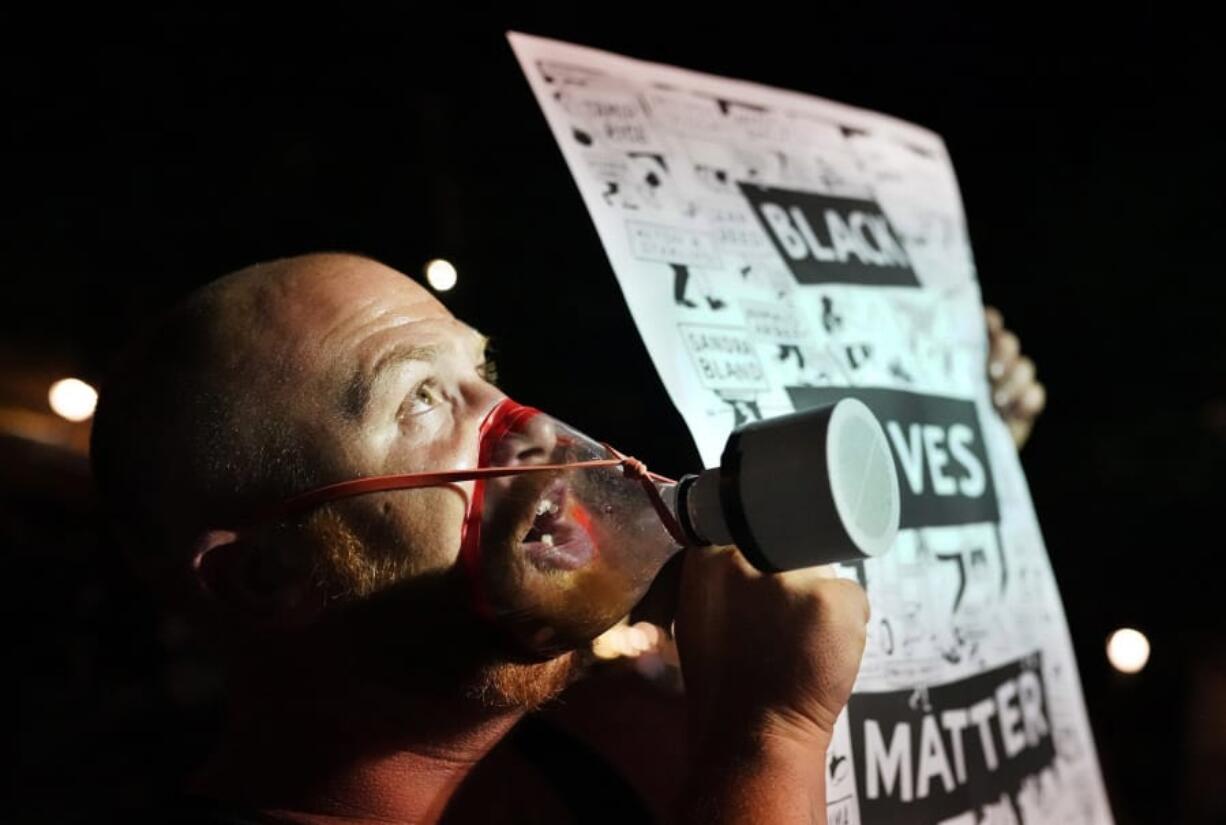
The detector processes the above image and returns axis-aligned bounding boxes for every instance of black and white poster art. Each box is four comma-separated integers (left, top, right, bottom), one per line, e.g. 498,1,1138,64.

510,32,1110,824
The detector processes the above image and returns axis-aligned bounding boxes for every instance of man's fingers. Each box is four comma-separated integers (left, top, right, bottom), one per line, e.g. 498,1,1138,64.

988,330,1020,379
984,305,1004,335
822,577,871,626
993,356,1036,408
773,567,870,622
1013,381,1046,418
698,547,844,583
774,563,838,589
687,544,759,581
1008,417,1035,450
687,548,870,627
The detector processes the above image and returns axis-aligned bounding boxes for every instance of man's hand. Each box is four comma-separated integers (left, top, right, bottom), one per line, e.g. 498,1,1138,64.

986,306,1046,450
674,546,869,824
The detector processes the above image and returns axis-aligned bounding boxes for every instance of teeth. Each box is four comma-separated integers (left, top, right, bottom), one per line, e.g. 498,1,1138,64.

541,533,554,547
536,499,551,516
549,502,560,515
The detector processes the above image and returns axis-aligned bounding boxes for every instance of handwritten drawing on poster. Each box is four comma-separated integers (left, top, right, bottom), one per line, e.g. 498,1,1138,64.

509,31,1112,823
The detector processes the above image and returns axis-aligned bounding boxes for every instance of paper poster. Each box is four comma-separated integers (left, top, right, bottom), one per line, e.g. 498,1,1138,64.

509,32,1112,824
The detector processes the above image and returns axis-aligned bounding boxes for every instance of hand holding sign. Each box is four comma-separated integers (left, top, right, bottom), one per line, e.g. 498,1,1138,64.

985,307,1047,450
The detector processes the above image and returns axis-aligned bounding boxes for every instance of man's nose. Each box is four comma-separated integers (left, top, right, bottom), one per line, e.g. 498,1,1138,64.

506,412,558,465
488,406,558,467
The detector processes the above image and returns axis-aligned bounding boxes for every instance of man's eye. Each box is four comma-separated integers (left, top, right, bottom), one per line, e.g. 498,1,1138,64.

400,381,443,417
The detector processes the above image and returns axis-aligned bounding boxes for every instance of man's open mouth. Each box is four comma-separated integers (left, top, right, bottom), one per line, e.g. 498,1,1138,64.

519,481,597,572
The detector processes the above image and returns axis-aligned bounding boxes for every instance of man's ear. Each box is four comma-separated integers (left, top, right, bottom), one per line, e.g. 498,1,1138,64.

191,528,324,628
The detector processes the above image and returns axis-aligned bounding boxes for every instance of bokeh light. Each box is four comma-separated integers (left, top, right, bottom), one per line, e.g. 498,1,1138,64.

424,258,458,292
1107,627,1150,674
48,378,97,422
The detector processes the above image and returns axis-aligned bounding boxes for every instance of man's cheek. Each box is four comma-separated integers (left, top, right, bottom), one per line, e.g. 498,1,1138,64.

396,488,470,573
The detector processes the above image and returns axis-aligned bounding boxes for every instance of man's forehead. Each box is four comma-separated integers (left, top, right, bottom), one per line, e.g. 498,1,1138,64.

232,255,488,362
270,257,450,333
357,314,487,354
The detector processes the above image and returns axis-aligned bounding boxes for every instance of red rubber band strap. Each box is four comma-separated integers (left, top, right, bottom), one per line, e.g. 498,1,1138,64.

264,403,678,523
267,458,628,520
602,443,690,548
256,399,691,627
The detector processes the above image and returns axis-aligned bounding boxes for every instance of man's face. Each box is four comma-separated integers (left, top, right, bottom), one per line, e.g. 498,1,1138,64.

262,258,501,583
236,256,578,705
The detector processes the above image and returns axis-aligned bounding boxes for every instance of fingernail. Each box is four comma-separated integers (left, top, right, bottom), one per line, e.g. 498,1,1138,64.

994,390,1007,407
989,361,1005,378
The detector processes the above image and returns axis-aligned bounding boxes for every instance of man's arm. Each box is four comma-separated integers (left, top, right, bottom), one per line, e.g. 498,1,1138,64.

683,721,838,824
675,547,868,825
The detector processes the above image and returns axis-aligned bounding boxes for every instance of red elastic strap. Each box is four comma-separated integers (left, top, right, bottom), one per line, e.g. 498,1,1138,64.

254,399,690,625
602,443,691,548
265,458,626,521
263,401,680,525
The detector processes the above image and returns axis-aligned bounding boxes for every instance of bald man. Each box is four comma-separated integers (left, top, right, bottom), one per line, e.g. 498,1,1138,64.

91,253,874,824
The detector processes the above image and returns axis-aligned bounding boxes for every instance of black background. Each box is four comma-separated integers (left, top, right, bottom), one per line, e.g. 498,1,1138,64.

2,5,1222,823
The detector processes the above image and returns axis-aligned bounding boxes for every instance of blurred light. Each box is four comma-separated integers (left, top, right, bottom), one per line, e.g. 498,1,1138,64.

591,621,667,660
48,378,97,422
591,624,631,659
625,625,651,654
424,258,458,292
1107,627,1150,674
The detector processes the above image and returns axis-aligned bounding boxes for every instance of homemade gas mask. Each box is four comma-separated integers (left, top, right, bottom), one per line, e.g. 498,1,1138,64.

272,396,901,658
